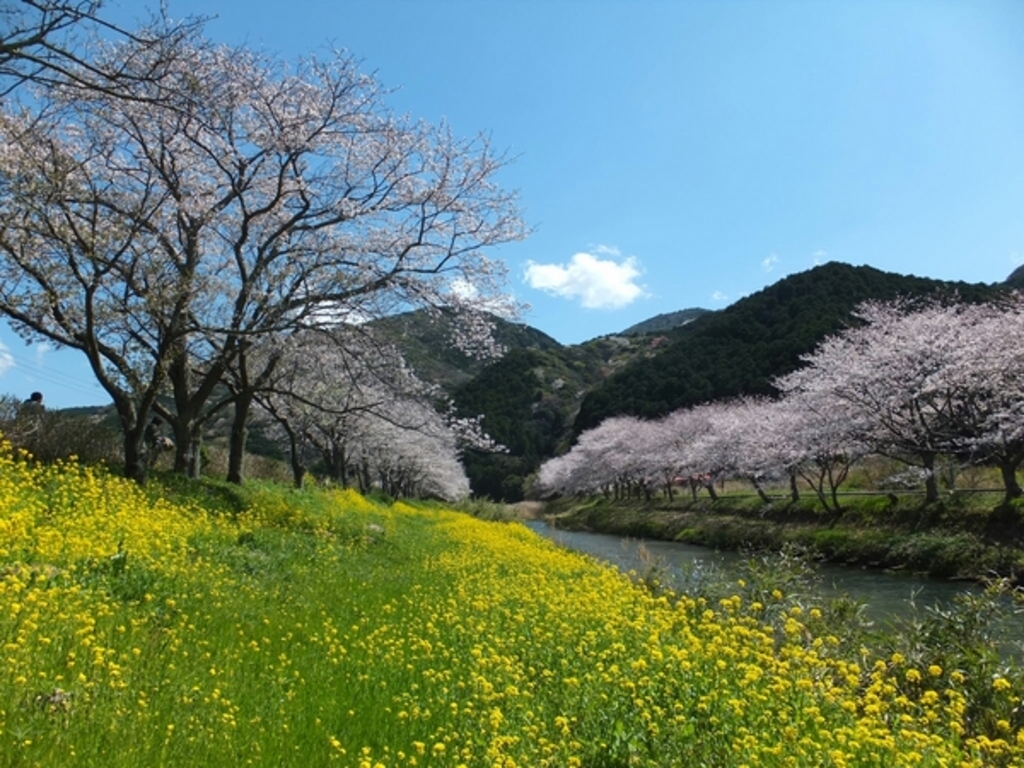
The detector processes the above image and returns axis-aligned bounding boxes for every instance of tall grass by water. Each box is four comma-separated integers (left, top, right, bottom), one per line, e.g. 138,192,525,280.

1,443,1023,766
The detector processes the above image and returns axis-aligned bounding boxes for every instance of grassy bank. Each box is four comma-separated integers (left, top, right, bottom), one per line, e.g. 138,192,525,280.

2,448,1024,766
543,491,1024,580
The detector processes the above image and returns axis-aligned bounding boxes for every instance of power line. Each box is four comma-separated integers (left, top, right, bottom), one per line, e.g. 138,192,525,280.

0,344,108,399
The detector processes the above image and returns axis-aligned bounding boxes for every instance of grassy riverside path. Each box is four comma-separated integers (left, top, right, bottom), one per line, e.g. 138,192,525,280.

1,452,1024,766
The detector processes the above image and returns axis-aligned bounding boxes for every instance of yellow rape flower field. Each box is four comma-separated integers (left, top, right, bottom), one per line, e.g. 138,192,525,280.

1,445,1022,767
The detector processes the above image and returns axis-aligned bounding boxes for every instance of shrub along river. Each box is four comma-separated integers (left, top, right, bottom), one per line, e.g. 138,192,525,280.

524,520,1023,648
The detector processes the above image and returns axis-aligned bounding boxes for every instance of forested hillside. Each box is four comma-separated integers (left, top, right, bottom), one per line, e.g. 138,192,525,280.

369,309,563,390
573,262,999,434
1008,263,1024,289
369,262,1006,500
450,336,673,499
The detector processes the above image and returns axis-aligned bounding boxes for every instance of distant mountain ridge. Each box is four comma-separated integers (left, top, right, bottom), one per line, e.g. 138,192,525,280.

620,307,712,336
1007,264,1024,289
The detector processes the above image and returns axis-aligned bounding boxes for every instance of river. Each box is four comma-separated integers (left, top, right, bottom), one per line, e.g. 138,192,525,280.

523,519,1007,633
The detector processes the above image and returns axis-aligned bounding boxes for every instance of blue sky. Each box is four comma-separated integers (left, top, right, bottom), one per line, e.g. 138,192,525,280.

2,0,1024,408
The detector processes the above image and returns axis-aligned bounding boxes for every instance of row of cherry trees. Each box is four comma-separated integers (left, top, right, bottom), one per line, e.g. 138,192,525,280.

539,296,1024,507
0,4,521,492
247,327,498,499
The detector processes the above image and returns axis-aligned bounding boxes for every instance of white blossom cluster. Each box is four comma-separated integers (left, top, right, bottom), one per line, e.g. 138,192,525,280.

539,296,1024,507
251,328,474,500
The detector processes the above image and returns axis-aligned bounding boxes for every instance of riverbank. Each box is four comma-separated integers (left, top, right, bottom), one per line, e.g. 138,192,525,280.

537,492,1024,581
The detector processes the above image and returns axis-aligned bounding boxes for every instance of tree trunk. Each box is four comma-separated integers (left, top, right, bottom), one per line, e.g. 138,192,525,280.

291,449,306,489
750,477,771,504
164,347,227,477
1000,459,1023,503
277,418,305,489
122,423,148,485
111,393,150,485
705,479,718,502
797,463,837,514
171,419,192,473
169,418,203,478
826,459,851,514
789,471,800,503
187,431,203,479
922,452,939,503
325,441,352,488
338,446,349,488
360,459,371,493
227,391,252,485
830,480,842,514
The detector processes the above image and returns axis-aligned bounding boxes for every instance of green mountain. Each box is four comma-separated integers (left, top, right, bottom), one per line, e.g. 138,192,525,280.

369,309,684,500
368,309,563,390
573,262,1000,435
374,263,1006,500
449,334,672,500
620,307,711,336
1007,264,1024,290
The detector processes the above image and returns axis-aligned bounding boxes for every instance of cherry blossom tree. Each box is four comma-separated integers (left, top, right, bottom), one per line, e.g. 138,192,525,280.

657,404,734,501
783,392,867,513
252,327,491,497
535,451,573,497
923,296,1024,501
0,26,525,484
699,397,791,504
776,301,952,502
0,1,98,83
254,329,424,488
776,298,1024,504
544,296,1024,509
632,416,683,500
350,396,472,501
535,416,647,498
0,1,138,93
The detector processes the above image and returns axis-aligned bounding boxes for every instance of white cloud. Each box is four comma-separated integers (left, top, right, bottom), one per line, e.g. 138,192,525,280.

1010,252,1023,267
523,250,645,309
812,249,828,266
448,278,518,319
711,291,728,302
305,301,370,327
762,253,780,272
449,277,479,300
0,341,13,377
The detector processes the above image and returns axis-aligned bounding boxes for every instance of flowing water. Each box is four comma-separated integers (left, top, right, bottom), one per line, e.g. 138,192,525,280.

523,520,1019,640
